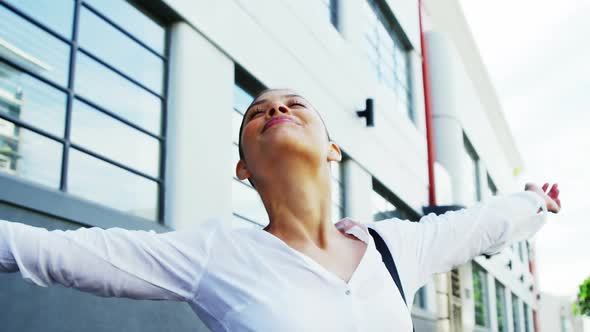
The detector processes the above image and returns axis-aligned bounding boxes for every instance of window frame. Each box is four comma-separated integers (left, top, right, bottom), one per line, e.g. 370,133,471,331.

364,0,415,122
464,133,482,203
372,177,420,221
231,67,266,228
495,280,509,332
0,0,171,225
472,262,491,328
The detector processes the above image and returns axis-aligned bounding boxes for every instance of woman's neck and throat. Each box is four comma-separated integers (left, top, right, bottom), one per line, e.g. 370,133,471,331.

253,157,369,284
255,158,342,250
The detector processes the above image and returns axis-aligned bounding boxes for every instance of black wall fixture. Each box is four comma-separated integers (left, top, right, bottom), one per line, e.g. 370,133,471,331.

357,98,374,127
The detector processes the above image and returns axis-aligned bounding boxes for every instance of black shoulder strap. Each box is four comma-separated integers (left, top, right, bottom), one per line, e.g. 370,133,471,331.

368,227,407,305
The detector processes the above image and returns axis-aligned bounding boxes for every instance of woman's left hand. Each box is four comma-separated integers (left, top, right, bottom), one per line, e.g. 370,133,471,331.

525,182,561,213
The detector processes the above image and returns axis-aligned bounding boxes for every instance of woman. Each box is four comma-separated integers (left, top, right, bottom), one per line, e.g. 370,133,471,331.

0,88,561,331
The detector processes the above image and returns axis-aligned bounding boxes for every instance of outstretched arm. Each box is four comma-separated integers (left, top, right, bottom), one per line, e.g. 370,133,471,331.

367,182,561,294
0,220,218,301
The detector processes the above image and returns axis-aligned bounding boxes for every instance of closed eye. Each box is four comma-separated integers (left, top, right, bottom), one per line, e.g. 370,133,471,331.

248,109,264,120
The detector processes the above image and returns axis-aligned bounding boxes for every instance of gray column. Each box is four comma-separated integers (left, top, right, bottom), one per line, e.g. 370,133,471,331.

165,22,234,230
425,31,468,206
343,159,373,223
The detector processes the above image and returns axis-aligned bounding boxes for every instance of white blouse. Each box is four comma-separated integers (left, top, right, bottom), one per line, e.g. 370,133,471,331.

0,191,548,331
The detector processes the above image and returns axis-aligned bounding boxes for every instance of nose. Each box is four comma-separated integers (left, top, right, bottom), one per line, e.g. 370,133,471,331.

265,102,290,118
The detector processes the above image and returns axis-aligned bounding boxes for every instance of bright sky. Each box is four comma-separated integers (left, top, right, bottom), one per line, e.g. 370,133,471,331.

458,0,590,296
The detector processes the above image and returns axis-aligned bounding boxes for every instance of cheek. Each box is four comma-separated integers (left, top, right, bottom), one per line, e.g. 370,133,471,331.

241,122,261,154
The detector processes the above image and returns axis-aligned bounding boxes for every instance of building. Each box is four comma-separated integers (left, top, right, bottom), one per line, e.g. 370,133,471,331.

0,0,538,331
538,293,590,332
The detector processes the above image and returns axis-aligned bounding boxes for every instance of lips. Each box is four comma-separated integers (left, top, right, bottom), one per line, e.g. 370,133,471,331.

262,116,297,133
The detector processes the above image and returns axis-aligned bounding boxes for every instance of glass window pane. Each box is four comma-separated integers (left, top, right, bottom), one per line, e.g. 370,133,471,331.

332,203,343,222
473,263,490,327
232,179,268,226
84,0,165,54
75,52,161,134
68,148,158,220
234,84,254,114
512,294,522,332
231,213,262,230
0,118,62,188
78,7,164,94
71,100,160,177
331,179,342,206
0,5,70,86
496,281,508,332
4,0,74,38
0,62,66,136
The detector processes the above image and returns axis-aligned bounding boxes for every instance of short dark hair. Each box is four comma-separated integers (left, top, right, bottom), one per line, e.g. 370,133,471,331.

238,88,331,161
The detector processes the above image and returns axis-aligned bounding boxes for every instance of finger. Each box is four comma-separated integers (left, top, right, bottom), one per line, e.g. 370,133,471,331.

549,183,559,197
542,183,549,192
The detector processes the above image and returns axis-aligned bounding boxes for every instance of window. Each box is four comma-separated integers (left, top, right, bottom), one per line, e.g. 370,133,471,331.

518,241,525,262
362,0,413,122
512,293,522,332
0,0,167,221
372,178,417,221
487,173,497,198
413,286,427,310
331,160,345,221
464,134,481,205
495,280,508,332
523,302,531,332
472,263,490,327
231,82,267,229
320,0,339,30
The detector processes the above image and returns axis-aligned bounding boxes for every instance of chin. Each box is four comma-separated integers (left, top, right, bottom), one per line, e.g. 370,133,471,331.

263,133,323,163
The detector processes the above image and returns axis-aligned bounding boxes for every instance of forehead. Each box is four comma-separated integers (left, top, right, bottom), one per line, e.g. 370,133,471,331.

255,89,300,102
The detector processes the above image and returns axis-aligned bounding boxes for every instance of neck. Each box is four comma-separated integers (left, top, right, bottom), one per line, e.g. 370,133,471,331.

256,158,339,249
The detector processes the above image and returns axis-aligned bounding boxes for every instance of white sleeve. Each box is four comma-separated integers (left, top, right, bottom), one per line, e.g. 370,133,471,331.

0,219,219,301
371,191,547,294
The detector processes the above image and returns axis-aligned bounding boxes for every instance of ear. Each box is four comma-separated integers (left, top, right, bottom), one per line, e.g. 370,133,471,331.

236,159,252,180
327,142,342,162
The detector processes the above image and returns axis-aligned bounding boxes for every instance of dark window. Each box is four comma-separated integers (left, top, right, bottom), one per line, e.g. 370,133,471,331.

0,0,167,222
518,241,525,262
464,134,481,205
496,280,509,332
524,302,531,332
320,0,339,30
487,173,498,197
512,293,522,332
363,0,413,122
331,160,345,221
413,286,427,309
231,73,266,229
473,262,490,327
372,178,418,221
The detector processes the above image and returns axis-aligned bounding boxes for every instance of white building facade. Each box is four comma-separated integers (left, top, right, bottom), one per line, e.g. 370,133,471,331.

0,0,539,331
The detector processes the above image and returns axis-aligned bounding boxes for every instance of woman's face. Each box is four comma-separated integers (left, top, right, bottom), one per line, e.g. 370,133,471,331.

236,89,341,184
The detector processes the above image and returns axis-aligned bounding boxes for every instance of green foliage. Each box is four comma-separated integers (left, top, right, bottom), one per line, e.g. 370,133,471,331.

573,276,590,316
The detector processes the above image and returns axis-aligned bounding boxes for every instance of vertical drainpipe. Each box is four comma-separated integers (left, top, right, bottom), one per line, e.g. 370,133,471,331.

419,0,437,206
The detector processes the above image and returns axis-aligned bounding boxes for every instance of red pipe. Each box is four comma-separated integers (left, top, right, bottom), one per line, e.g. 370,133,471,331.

419,0,437,206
